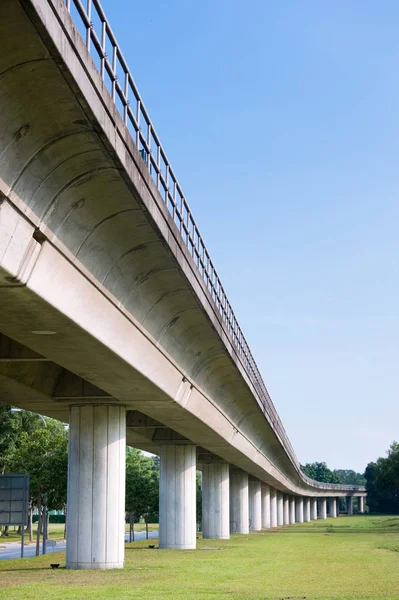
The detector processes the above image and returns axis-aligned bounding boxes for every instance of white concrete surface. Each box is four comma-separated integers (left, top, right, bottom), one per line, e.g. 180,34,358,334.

277,492,284,526
311,498,318,520
202,462,230,539
303,497,311,522
248,479,262,531
319,498,327,520
289,496,296,524
295,497,304,523
270,488,278,527
66,405,126,569
359,496,364,513
329,498,337,518
230,469,249,534
159,445,196,549
283,495,290,525
261,484,270,529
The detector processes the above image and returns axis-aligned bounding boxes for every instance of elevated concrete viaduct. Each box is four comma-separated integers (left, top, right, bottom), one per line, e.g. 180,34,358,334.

0,0,365,569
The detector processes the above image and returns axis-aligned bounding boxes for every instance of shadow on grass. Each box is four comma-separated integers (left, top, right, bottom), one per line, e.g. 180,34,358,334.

0,566,64,572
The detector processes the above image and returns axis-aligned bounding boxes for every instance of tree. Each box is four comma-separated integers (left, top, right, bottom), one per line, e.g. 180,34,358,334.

125,448,159,541
365,442,399,514
7,420,68,553
300,462,341,484
334,469,366,486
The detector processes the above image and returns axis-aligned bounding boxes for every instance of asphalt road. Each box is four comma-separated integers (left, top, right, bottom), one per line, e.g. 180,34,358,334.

0,530,159,561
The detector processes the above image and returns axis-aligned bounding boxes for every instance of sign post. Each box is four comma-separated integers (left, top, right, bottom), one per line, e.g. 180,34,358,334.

0,474,30,558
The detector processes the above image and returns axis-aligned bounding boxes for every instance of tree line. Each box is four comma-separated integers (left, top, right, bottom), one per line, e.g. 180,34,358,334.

300,461,366,486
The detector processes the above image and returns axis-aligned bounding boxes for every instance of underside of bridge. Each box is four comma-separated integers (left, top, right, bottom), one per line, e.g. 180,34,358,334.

0,0,365,569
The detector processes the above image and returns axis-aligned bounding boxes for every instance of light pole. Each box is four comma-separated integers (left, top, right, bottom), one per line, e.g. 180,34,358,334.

10,408,47,427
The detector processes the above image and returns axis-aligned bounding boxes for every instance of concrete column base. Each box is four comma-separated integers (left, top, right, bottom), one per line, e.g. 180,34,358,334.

202,462,230,539
319,498,327,520
249,479,261,531
66,405,126,570
289,496,296,524
359,496,365,514
295,497,304,523
303,497,311,522
230,469,249,534
159,445,196,549
310,498,318,520
270,488,277,527
277,492,284,525
261,484,271,529
329,498,337,518
283,495,290,525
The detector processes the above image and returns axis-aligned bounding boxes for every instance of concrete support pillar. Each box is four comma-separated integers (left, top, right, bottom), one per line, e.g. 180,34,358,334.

230,469,249,534
261,484,271,529
277,492,284,526
159,445,196,549
303,497,311,522
270,488,278,527
289,496,296,524
248,479,262,531
283,495,290,525
202,462,230,539
336,499,340,516
329,498,337,518
359,496,364,513
319,497,327,520
295,497,304,523
67,405,126,570
347,496,353,515
310,498,318,520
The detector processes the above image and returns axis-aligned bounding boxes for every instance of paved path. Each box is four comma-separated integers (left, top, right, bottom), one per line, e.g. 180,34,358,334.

0,530,159,561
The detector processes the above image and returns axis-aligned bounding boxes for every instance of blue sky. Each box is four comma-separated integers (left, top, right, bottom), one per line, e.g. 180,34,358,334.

98,0,398,472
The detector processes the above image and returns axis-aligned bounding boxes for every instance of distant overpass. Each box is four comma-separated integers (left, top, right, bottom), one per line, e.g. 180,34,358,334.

0,0,365,569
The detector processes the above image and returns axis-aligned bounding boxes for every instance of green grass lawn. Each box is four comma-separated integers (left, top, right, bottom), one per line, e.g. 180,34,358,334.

0,515,398,599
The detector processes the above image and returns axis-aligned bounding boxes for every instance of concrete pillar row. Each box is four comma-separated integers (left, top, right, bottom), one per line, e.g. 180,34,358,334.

359,496,365,514
319,497,327,520
67,404,126,570
347,496,354,515
249,479,262,531
295,497,304,523
277,492,284,526
310,498,318,520
289,496,296,524
303,497,311,522
270,488,278,527
230,469,249,534
283,495,290,525
329,498,337,518
261,484,271,529
159,444,197,549
202,462,230,539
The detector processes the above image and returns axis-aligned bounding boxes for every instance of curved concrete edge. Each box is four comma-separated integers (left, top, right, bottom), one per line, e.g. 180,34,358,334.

0,198,365,498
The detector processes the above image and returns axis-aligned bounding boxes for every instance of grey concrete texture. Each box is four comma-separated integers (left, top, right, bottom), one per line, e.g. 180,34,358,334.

0,0,366,499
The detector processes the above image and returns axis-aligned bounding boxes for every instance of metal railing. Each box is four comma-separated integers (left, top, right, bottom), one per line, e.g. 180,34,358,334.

59,0,361,491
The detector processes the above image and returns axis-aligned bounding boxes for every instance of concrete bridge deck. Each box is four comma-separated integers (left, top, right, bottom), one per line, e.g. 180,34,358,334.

0,0,365,568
